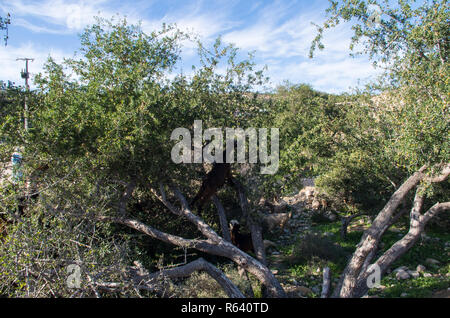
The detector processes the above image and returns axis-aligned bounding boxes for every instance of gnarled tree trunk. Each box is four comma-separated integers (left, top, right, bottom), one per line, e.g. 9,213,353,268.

97,183,286,298
332,163,450,298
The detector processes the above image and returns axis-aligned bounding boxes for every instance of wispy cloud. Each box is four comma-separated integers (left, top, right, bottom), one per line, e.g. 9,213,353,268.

1,0,118,33
0,0,380,93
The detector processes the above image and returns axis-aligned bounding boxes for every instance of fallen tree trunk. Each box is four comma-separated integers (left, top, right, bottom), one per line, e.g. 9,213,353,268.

138,258,245,298
97,183,286,298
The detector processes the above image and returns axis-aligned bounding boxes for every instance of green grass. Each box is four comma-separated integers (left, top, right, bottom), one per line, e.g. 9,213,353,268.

282,218,449,298
371,276,450,298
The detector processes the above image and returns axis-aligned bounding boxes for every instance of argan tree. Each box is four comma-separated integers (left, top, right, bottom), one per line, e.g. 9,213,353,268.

0,17,284,297
310,0,449,297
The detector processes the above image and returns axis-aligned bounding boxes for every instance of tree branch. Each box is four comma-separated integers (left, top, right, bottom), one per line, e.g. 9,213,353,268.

212,195,231,242
97,184,286,298
134,258,245,298
426,163,450,183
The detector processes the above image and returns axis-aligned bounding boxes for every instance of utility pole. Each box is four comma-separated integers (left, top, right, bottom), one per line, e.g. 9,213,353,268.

16,57,34,131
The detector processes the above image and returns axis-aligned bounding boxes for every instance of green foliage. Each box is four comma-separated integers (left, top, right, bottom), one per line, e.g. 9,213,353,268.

287,232,349,266
299,0,450,213
311,0,449,171
0,204,135,297
0,16,274,297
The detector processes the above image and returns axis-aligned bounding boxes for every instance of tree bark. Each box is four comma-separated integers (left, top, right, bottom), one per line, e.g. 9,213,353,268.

321,267,331,298
335,165,428,298
340,212,363,240
98,184,286,298
231,178,267,266
145,258,245,298
334,164,449,298
212,195,231,243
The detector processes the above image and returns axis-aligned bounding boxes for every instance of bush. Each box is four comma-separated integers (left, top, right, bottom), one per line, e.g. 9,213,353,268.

288,233,348,265
176,264,259,298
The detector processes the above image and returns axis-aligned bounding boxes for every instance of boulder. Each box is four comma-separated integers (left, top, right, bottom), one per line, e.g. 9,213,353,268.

262,212,291,232
395,269,410,280
311,199,321,210
393,266,409,273
416,264,426,273
425,258,440,265
296,286,313,297
407,270,420,279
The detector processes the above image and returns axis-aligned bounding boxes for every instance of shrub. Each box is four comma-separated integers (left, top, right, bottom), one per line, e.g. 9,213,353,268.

288,233,348,265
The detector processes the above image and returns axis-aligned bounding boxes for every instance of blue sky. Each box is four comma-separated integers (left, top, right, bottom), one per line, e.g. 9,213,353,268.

0,0,380,93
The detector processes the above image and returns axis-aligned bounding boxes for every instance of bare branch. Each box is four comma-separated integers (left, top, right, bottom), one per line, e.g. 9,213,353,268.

145,258,245,298
335,164,428,298
96,189,287,298
351,200,450,298
421,201,450,224
212,195,231,242
151,185,221,243
426,163,450,183
231,177,267,266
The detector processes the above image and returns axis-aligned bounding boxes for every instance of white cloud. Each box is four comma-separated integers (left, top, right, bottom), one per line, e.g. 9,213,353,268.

1,0,117,34
220,3,379,93
0,0,382,93
267,58,379,94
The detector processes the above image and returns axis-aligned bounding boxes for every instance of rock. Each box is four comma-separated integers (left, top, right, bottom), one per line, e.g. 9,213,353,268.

271,269,279,275
407,270,420,279
273,201,288,213
326,212,337,221
425,258,440,265
393,266,409,273
262,213,291,232
423,273,433,278
271,251,280,256
296,286,313,297
395,269,410,280
311,199,321,210
432,289,450,298
416,264,426,273
400,293,408,297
